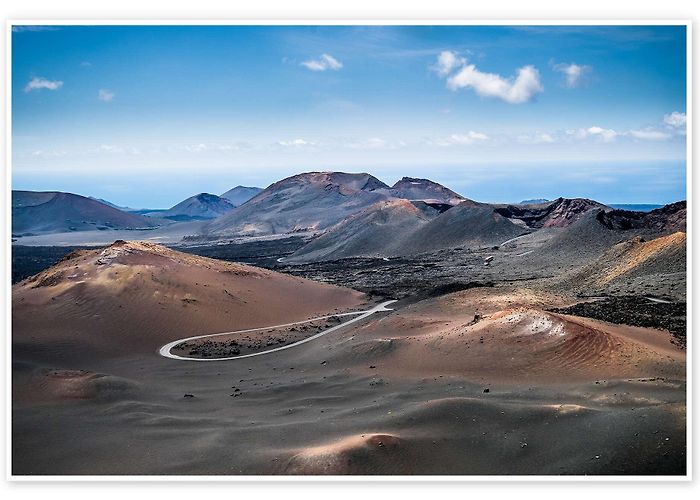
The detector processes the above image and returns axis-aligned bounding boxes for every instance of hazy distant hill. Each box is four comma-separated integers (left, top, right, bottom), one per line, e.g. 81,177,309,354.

518,198,550,205
146,193,235,221
12,190,159,235
87,197,134,211
220,186,263,207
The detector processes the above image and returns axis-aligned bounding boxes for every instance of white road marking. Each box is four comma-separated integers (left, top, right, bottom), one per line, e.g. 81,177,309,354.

158,300,397,361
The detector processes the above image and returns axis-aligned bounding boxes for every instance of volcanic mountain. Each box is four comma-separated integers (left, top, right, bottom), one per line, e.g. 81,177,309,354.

287,199,443,262
146,193,235,221
534,201,687,266
12,240,366,360
289,199,525,261
406,202,529,254
206,172,392,237
382,177,465,205
220,186,263,207
12,190,159,236
596,201,686,233
495,197,607,229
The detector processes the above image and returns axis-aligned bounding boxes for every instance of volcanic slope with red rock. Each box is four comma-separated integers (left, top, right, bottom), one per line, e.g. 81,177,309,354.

495,197,607,229
12,240,367,361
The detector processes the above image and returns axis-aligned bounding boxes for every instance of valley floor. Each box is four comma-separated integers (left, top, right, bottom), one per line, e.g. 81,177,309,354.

11,235,687,476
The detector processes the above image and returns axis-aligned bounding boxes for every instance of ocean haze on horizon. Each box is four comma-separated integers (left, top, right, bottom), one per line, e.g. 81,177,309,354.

12,159,686,209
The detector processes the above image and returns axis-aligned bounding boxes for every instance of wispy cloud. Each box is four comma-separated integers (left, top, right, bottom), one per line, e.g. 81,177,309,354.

345,137,404,150
301,54,343,72
95,144,141,154
663,111,686,128
433,51,543,104
185,143,208,153
627,129,671,141
429,132,490,146
24,77,63,92
552,62,592,88
517,132,555,144
98,89,115,102
31,149,67,157
278,138,317,147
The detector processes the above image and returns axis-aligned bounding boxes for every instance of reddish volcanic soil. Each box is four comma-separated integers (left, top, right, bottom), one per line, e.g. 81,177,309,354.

13,241,367,362
12,243,686,475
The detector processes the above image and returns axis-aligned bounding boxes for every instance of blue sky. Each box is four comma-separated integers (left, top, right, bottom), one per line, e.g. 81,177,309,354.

12,25,687,207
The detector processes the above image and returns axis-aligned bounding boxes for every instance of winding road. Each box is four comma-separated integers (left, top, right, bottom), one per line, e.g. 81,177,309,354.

158,300,397,362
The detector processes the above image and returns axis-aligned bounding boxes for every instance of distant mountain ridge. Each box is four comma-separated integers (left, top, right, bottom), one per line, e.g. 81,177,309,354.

206,172,392,237
220,186,263,207
12,190,159,235
206,171,471,238
146,193,235,221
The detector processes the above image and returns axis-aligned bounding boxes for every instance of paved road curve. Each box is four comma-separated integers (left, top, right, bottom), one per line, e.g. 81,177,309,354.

158,300,397,362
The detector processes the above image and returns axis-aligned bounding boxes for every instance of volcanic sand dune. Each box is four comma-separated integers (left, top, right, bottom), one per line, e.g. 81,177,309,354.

12,243,686,475
326,287,685,383
12,283,686,475
13,366,140,405
12,240,367,361
281,433,414,474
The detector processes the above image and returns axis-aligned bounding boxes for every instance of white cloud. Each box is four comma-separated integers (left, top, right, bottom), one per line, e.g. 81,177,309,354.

301,54,343,72
96,144,140,154
433,51,466,77
517,132,555,144
24,77,63,92
663,111,686,128
31,149,67,157
98,89,115,101
345,137,392,150
278,139,316,147
577,126,618,142
446,63,543,104
185,143,208,152
627,129,671,141
553,62,591,88
431,131,490,146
